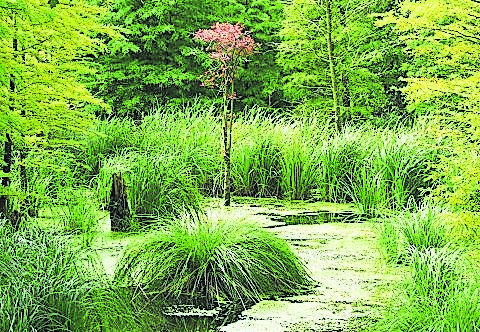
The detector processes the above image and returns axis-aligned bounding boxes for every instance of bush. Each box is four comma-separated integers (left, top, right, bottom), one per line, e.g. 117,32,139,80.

115,215,314,305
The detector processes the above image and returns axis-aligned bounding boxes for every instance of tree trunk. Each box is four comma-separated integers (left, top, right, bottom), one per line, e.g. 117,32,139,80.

325,0,342,133
0,134,13,219
108,173,130,232
342,72,351,116
1,28,17,222
222,85,232,206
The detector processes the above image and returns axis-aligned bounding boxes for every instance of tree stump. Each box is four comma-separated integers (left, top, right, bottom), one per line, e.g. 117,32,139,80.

108,173,130,232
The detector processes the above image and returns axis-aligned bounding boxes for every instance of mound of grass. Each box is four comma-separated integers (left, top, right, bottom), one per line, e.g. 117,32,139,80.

399,207,448,251
378,206,448,263
115,216,314,305
0,221,134,331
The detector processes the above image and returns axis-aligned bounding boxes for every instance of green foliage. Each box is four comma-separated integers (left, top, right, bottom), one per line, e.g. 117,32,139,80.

0,221,134,331
0,0,111,142
377,0,480,210
115,215,314,304
99,153,203,223
91,0,285,115
398,207,448,252
0,0,115,212
377,205,449,264
84,104,435,215
232,137,283,197
281,134,320,200
56,188,99,246
277,0,397,117
372,247,480,332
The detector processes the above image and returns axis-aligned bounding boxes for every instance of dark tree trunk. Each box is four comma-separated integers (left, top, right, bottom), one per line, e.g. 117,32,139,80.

342,73,351,116
108,173,130,232
0,134,13,219
1,23,18,226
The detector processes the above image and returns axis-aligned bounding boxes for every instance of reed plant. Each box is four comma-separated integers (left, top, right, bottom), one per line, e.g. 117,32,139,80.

281,139,320,200
377,206,448,263
115,215,314,305
371,247,480,332
85,117,141,174
398,207,448,251
232,137,283,197
0,220,134,331
98,152,203,223
83,103,437,215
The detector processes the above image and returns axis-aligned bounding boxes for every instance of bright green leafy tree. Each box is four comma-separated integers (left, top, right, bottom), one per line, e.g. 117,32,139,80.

277,0,403,127
377,0,480,209
0,0,112,219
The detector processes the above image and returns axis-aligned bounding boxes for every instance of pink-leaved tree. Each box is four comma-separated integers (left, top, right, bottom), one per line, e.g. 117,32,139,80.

195,23,259,206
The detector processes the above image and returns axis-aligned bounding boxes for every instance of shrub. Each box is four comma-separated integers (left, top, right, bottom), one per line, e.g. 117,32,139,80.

115,215,314,305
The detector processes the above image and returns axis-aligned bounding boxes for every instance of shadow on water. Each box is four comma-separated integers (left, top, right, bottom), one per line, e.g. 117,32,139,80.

127,291,257,332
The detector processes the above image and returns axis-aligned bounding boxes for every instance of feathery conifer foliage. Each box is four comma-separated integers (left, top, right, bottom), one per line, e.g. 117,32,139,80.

0,0,114,216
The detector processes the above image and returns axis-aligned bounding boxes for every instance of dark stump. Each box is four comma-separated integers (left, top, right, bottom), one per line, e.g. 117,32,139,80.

108,173,131,232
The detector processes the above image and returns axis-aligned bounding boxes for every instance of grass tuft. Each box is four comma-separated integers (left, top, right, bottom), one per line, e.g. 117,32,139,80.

115,215,314,305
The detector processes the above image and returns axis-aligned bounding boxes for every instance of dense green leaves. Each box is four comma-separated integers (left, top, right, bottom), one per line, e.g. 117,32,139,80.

90,0,285,116
277,0,403,118
377,0,480,209
0,0,111,142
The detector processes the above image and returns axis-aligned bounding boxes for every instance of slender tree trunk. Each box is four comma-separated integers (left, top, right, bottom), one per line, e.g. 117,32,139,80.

1,25,17,220
222,78,232,206
19,47,29,215
325,0,342,133
342,72,351,116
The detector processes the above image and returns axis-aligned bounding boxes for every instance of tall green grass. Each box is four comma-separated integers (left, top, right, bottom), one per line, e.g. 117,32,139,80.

374,206,480,331
115,215,314,306
378,205,448,263
99,153,203,224
80,104,437,215
232,138,283,197
0,220,134,331
372,247,480,332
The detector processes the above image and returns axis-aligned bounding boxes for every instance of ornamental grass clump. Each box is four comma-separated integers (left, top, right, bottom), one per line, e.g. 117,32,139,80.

98,152,203,224
371,247,480,332
0,220,134,331
115,215,313,305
